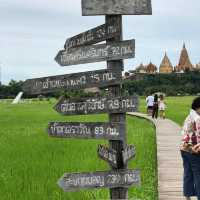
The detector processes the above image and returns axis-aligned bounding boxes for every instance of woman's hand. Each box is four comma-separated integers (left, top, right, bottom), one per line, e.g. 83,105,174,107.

192,143,200,153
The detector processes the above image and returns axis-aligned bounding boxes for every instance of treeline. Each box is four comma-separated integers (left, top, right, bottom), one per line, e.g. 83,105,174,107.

0,80,100,99
0,80,24,99
123,71,200,96
1,72,200,99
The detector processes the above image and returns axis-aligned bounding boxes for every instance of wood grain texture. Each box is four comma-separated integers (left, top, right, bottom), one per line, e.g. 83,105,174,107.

122,145,136,164
57,169,141,192
128,112,184,200
82,0,152,16
65,21,120,50
47,122,124,140
54,95,139,115
55,40,135,66
22,69,121,94
106,15,129,199
97,145,118,168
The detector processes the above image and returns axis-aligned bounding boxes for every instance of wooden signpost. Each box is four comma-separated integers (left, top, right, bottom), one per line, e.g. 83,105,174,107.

54,95,139,115
82,0,152,16
122,145,136,165
23,69,121,94
97,145,118,168
48,122,124,140
58,169,141,192
23,0,152,199
65,21,120,50
55,40,135,66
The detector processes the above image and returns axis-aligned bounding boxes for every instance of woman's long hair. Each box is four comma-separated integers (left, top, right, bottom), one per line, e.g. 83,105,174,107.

154,94,158,102
159,94,164,101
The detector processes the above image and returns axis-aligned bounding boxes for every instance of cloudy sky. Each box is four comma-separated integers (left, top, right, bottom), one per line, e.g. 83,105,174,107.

0,0,200,84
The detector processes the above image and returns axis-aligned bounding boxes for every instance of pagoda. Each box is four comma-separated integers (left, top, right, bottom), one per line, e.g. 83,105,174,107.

146,62,157,74
196,62,200,71
135,63,147,73
159,52,173,73
175,43,193,72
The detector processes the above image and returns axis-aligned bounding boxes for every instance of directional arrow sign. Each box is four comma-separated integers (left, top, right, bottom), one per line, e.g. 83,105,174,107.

65,21,120,50
122,145,136,165
48,122,124,140
58,169,140,192
22,69,121,95
97,145,118,168
55,40,135,66
82,0,152,16
54,95,139,115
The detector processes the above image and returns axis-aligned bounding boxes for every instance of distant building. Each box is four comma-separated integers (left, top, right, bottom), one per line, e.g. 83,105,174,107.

124,72,130,79
129,62,157,75
146,62,157,74
135,63,147,73
175,43,193,72
127,43,198,77
195,62,200,71
159,52,173,73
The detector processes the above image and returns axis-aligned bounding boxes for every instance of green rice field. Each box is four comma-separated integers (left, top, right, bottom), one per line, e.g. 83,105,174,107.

0,96,196,200
139,96,196,125
0,99,157,200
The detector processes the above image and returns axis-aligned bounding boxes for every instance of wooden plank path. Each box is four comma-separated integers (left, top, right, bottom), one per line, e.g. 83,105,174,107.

128,112,196,200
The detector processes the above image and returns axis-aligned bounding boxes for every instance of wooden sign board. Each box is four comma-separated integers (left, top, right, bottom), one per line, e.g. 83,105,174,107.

65,21,120,50
48,122,124,140
58,169,140,192
55,40,135,66
97,145,117,168
122,145,136,164
22,69,121,95
82,0,152,16
54,95,139,115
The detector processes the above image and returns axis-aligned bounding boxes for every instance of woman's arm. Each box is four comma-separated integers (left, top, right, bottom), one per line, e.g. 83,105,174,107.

192,143,200,153
181,116,193,138
192,118,200,153
180,115,194,152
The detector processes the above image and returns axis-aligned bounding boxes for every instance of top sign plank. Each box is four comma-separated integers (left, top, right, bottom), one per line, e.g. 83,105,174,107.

65,21,120,50
82,0,152,16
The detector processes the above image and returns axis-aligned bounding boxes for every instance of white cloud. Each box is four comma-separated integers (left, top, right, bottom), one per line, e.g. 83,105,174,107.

153,0,200,17
0,0,200,84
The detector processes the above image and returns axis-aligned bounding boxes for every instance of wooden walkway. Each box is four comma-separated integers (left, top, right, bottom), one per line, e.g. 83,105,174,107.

128,112,196,200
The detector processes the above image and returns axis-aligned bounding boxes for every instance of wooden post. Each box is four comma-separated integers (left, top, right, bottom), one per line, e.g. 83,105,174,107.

106,15,128,199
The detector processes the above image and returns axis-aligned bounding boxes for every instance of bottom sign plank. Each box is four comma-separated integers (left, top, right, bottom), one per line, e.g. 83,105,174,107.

58,169,140,192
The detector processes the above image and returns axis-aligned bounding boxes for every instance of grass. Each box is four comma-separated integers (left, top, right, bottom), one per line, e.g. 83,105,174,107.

139,96,197,125
0,100,157,200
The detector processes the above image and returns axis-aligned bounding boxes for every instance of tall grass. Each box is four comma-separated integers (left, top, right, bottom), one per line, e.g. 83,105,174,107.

139,96,196,125
0,101,157,200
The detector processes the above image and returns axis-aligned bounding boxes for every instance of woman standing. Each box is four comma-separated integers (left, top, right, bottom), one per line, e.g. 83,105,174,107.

152,94,158,119
146,94,154,116
180,97,200,200
159,95,166,119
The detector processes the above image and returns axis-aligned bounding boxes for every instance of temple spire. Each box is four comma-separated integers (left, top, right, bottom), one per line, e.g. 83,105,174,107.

159,51,173,73
175,43,193,72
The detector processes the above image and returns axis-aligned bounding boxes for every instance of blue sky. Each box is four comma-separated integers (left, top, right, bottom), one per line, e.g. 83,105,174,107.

0,0,200,84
